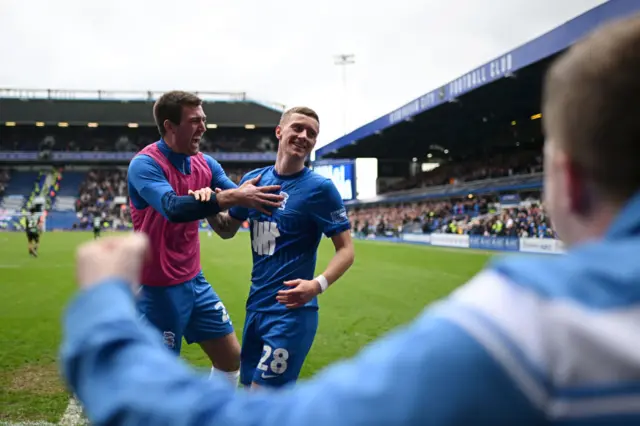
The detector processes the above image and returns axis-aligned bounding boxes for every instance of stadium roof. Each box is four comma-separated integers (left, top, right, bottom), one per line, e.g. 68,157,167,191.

316,0,640,159
0,89,285,127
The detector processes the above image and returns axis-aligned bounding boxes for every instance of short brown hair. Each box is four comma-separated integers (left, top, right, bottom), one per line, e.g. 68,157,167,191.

153,91,203,136
543,14,640,203
280,106,319,126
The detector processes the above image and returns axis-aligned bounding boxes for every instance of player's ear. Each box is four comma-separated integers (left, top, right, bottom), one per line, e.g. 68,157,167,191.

275,125,282,140
163,119,175,135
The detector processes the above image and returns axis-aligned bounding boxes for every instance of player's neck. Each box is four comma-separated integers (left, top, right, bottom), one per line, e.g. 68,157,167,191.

162,137,184,155
274,154,304,176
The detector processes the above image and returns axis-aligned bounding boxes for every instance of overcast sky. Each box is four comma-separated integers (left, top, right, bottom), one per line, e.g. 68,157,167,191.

0,0,606,150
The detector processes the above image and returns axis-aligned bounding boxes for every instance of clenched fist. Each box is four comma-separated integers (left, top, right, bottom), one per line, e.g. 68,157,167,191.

76,233,150,290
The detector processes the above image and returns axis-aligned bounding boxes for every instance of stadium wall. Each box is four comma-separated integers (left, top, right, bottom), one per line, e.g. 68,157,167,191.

372,233,565,255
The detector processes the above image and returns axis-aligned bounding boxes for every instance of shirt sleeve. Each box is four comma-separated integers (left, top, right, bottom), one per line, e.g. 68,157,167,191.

128,155,175,216
310,179,351,237
59,275,543,426
127,155,223,222
204,155,238,191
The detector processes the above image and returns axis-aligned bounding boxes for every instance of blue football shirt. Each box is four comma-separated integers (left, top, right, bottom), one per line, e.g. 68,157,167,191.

229,166,350,313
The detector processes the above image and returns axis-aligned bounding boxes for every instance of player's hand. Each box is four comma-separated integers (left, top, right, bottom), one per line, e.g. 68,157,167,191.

233,175,284,215
276,279,322,309
188,187,214,202
76,233,150,291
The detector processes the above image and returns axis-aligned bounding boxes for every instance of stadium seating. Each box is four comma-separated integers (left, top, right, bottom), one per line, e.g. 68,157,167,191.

348,192,555,239
53,196,78,212
0,195,25,211
0,171,39,211
58,171,87,196
0,168,10,198
2,171,39,196
379,150,543,195
0,125,278,153
51,171,87,212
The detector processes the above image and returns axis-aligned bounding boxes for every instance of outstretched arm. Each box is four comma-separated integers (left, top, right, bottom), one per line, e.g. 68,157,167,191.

203,171,255,239
128,155,239,223
60,275,542,426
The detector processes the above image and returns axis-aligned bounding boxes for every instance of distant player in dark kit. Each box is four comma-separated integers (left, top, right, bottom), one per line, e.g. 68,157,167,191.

192,106,356,388
93,216,101,239
25,207,41,257
127,91,284,386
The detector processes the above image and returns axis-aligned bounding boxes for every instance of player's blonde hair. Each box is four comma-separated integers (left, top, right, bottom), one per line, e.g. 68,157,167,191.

280,106,319,126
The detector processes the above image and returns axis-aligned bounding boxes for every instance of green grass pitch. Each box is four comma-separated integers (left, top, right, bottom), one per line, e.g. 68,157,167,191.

0,231,495,424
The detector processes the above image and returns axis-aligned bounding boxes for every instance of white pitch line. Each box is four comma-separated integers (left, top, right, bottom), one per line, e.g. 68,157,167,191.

58,397,87,426
0,397,87,426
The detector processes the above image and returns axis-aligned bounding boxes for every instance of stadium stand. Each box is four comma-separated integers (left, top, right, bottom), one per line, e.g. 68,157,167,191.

0,93,281,153
3,1,637,247
0,124,279,153
0,168,10,198
311,2,640,254
0,170,39,210
0,89,282,231
349,192,554,238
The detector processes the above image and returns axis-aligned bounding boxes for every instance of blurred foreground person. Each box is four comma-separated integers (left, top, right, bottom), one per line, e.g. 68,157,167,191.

60,15,640,426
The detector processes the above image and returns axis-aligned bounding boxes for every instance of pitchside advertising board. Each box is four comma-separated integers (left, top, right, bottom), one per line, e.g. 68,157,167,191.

397,232,565,254
311,158,378,201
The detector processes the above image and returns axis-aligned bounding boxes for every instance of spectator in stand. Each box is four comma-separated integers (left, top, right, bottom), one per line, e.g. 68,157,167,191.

71,167,251,230
0,126,279,153
382,149,544,194
348,194,555,239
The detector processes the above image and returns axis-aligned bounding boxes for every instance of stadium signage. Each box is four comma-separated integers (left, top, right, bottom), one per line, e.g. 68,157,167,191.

430,234,469,248
311,160,356,201
0,151,38,160
519,237,564,254
401,233,431,244
395,233,564,255
449,54,513,97
0,151,277,163
387,54,514,125
469,235,519,251
388,88,446,125
389,100,421,124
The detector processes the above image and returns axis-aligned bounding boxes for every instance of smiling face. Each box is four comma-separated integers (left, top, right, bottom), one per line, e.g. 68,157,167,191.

275,108,320,160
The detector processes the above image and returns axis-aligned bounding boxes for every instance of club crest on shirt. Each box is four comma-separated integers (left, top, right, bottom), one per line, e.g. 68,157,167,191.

279,192,289,211
163,331,176,349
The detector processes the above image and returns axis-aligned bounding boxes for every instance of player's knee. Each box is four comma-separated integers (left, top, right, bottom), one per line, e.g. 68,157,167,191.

217,344,241,371
200,334,241,371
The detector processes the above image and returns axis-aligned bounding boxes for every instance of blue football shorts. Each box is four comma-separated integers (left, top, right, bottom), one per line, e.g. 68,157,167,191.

240,308,318,387
136,270,234,354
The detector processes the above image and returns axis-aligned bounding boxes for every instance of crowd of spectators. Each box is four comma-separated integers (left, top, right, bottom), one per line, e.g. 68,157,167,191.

72,166,252,230
348,193,556,239
380,150,543,194
0,127,277,153
0,169,9,198
74,169,129,230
